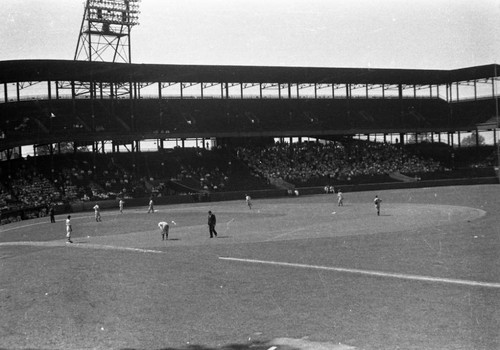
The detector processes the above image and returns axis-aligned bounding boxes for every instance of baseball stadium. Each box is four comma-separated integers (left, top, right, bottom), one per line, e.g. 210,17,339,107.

1,1,499,350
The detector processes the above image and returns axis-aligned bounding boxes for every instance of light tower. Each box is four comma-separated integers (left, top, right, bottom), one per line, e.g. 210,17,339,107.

75,0,140,63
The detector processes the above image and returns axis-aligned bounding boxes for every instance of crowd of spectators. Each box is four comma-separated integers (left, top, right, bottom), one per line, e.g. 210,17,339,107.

0,149,237,223
236,140,442,186
0,164,65,223
1,139,494,224
55,158,148,201
175,164,230,192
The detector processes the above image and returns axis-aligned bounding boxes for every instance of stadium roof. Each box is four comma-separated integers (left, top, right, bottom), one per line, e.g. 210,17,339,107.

0,59,498,86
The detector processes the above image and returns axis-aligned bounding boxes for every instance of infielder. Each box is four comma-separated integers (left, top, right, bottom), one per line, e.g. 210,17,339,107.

374,195,382,216
66,215,73,243
158,221,169,240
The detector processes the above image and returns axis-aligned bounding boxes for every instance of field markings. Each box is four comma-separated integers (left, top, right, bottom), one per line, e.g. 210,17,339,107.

0,241,163,254
219,257,500,289
72,244,164,254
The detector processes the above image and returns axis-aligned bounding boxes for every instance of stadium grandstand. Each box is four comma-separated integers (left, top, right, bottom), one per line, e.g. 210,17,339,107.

0,60,498,224
0,0,498,224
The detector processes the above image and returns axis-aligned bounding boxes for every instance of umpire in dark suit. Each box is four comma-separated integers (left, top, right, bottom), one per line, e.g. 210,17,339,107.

208,211,218,238
49,206,56,223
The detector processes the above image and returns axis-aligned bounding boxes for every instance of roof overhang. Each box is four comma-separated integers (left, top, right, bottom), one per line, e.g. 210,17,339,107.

0,59,498,85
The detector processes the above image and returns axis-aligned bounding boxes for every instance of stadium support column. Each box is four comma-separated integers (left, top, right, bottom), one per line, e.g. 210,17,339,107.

493,65,500,178
129,80,134,131
475,128,480,164
158,82,164,134
71,81,76,131
90,81,96,131
48,81,53,137
398,84,403,126
47,81,52,101
346,84,350,120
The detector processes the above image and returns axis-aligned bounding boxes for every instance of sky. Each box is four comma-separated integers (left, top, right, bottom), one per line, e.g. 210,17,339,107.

1,0,499,70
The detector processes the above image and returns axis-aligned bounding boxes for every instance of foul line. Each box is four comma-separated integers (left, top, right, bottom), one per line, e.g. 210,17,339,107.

0,241,163,254
75,244,163,254
219,257,500,289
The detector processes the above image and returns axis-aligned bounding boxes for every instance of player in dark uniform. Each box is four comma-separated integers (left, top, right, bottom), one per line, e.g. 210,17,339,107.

208,211,218,238
49,206,56,223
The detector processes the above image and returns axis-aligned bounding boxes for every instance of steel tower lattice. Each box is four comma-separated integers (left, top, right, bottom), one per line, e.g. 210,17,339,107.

74,0,140,63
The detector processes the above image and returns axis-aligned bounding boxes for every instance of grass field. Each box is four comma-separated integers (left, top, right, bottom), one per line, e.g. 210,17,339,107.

1,185,499,350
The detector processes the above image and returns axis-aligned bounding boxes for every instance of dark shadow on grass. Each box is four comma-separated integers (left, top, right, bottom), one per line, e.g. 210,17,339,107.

166,238,181,241
215,236,230,239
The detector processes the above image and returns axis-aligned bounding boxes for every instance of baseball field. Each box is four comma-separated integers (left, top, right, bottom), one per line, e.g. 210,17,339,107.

1,184,499,350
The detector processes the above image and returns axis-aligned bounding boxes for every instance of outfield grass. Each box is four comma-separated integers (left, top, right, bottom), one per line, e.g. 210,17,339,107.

1,185,499,350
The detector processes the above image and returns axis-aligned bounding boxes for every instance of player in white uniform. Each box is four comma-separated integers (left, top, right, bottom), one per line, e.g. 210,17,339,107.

158,221,169,240
245,194,252,209
337,191,344,206
66,215,73,243
374,195,382,216
93,204,102,222
148,198,154,213
119,199,124,213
